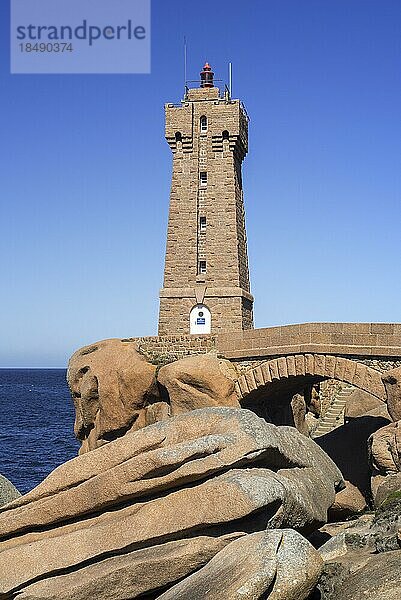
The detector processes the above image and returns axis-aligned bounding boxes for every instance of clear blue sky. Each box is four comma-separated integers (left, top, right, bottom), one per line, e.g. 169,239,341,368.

1,0,400,367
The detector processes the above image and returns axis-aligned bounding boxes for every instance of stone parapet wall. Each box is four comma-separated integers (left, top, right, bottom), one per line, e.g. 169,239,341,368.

132,335,217,365
216,322,401,360
128,323,401,367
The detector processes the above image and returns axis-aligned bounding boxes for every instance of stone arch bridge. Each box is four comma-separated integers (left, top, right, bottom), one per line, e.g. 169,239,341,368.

137,322,401,432
214,323,401,408
234,353,386,403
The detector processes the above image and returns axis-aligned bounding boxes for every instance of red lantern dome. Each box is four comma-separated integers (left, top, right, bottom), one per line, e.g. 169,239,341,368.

200,62,214,88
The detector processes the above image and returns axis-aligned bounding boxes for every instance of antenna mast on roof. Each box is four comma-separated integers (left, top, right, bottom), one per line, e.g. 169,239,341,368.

229,62,233,98
184,37,188,90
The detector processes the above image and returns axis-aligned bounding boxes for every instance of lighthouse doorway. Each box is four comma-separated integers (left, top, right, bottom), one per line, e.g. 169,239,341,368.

190,304,211,335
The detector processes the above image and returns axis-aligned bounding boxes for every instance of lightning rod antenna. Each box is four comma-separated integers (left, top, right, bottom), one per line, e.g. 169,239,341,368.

229,62,233,98
184,37,188,90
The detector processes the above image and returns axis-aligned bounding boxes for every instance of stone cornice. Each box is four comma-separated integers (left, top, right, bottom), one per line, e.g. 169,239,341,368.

159,287,254,302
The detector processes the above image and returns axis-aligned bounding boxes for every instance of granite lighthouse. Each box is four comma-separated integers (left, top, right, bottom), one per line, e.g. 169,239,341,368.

159,63,254,335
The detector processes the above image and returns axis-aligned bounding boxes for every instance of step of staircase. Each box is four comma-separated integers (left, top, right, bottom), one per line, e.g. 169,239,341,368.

311,384,354,438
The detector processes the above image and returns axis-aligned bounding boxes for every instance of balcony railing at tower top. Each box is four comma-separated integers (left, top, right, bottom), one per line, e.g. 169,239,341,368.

184,79,227,95
165,82,250,122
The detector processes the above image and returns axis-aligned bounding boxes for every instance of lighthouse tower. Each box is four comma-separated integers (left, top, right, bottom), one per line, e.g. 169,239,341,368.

158,63,254,335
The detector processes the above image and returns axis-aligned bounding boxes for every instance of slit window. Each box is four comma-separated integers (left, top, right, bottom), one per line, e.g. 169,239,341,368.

199,260,207,274
199,216,207,232
200,115,208,132
200,171,207,186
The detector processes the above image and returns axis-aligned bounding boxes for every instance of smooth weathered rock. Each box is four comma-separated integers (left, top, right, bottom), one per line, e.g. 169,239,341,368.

16,535,241,600
382,366,401,421
314,561,353,600
67,338,159,453
345,389,391,420
318,532,349,561
313,503,401,599
374,473,401,507
0,474,20,507
371,495,401,552
144,400,171,426
333,550,401,599
328,481,367,519
369,420,401,506
0,468,334,594
291,393,309,436
157,354,240,415
157,529,323,600
316,513,375,554
0,408,342,595
0,408,342,539
369,420,401,474
321,497,401,557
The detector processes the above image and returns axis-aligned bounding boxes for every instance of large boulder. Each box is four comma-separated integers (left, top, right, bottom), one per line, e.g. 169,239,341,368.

337,550,401,599
372,494,401,552
313,493,401,599
0,408,342,539
328,482,367,519
373,473,401,507
157,529,323,600
0,408,342,597
157,354,240,415
369,420,401,506
0,474,20,508
67,338,160,453
13,535,242,600
317,549,401,600
345,389,390,421
382,366,401,421
290,393,310,436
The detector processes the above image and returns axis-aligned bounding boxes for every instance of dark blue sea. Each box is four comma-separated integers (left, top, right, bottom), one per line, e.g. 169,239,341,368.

0,369,79,495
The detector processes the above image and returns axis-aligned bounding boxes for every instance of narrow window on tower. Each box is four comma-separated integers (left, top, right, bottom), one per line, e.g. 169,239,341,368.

200,115,208,132
199,260,207,274
200,171,207,186
199,216,207,232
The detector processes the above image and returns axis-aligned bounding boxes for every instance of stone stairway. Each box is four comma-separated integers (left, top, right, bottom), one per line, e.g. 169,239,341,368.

311,384,355,438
